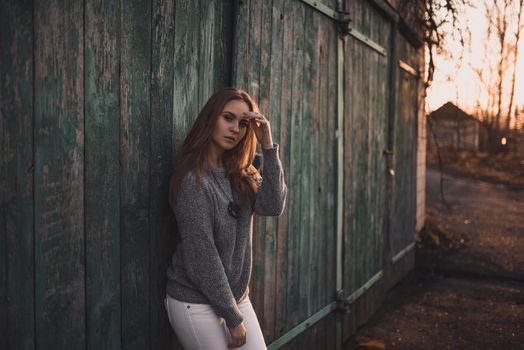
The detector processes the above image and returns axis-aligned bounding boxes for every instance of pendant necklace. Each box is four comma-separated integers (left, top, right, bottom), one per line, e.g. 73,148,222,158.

209,169,240,219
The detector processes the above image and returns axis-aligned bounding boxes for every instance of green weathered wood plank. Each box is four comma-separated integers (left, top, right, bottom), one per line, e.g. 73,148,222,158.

275,0,292,339
85,0,121,348
344,33,357,297
390,34,418,258
120,0,151,348
325,15,337,309
1,1,34,349
150,0,176,348
173,0,201,153
264,0,285,342
198,0,215,103
198,0,231,104
247,0,266,325
34,0,85,348
286,0,305,331
344,15,390,297
261,0,279,342
341,4,392,339
231,0,249,90
385,26,399,266
308,6,322,317
298,3,313,323
369,49,378,278
316,14,329,311
280,0,298,338
214,0,235,88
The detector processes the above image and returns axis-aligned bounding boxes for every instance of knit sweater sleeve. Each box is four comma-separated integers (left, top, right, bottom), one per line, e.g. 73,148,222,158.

253,142,288,216
174,172,244,328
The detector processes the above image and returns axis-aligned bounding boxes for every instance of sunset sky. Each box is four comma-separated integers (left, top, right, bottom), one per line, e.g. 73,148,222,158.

426,1,524,116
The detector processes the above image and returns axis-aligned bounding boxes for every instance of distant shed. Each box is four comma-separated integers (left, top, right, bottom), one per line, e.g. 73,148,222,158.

427,102,480,151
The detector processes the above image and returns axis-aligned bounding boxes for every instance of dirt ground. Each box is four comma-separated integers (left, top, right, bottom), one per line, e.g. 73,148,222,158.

344,168,524,350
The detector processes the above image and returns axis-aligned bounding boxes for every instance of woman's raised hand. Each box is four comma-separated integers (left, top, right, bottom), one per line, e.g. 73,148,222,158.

228,321,247,348
243,112,273,148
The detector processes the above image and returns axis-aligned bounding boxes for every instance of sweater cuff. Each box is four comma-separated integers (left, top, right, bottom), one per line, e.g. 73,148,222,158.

224,302,244,328
261,142,279,151
261,143,280,167
261,143,280,164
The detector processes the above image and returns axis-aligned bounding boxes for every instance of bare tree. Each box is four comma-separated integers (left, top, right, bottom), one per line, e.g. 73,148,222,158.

397,0,467,88
506,0,524,130
470,0,524,150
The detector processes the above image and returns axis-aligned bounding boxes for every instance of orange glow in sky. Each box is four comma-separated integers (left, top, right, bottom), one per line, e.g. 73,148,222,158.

426,1,524,115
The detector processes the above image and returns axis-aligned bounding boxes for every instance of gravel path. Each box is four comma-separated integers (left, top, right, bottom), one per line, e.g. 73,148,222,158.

344,168,524,350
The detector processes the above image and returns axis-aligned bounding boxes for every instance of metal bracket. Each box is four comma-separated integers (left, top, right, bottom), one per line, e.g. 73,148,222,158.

299,0,351,37
335,290,352,315
336,14,351,38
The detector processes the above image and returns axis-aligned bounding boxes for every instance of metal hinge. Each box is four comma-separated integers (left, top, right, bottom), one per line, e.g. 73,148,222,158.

336,13,351,38
335,290,352,315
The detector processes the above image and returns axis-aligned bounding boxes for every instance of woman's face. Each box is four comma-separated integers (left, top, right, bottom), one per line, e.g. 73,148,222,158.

211,99,250,151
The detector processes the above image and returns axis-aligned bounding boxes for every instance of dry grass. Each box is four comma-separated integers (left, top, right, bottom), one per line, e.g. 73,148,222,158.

418,209,465,251
427,150,524,189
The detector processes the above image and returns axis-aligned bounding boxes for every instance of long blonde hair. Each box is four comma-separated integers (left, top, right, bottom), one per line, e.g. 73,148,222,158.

169,87,261,208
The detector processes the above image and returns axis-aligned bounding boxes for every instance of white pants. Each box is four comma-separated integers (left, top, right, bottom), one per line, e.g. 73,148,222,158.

164,294,267,350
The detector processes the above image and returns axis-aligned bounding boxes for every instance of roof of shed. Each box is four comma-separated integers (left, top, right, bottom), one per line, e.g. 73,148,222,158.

428,102,479,123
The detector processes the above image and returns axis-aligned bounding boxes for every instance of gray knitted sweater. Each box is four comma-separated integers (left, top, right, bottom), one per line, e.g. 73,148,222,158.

166,143,287,328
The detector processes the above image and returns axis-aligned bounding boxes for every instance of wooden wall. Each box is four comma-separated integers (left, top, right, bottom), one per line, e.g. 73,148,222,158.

0,0,423,349
233,0,339,347
1,0,233,349
389,33,419,259
340,0,392,338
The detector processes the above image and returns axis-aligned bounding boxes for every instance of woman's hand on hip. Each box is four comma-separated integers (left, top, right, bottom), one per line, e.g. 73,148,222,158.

243,112,273,148
228,321,247,348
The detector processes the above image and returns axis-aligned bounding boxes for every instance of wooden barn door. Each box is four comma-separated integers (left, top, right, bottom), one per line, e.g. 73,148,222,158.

341,0,391,337
388,33,420,264
233,0,339,348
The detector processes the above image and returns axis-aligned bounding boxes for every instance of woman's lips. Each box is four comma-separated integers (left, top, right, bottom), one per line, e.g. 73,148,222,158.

224,136,235,142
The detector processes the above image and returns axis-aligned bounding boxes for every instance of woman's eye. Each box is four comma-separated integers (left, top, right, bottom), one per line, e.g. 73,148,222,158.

239,121,248,128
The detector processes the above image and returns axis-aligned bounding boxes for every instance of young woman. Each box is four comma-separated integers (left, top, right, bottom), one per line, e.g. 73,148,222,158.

164,87,288,349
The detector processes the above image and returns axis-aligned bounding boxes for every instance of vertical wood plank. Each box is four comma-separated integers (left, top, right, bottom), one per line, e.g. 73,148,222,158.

150,0,176,348
85,0,121,348
34,0,85,348
325,14,337,309
299,5,317,320
275,0,292,338
265,0,285,342
173,0,200,153
198,0,216,103
311,10,322,317
260,0,279,342
299,4,313,322
286,0,305,331
1,1,34,348
307,5,322,317
198,0,232,102
341,0,393,338
316,14,328,311
231,0,250,89
120,0,151,348
247,0,262,100
246,0,266,326
213,0,235,88
171,8,198,326
390,34,418,258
